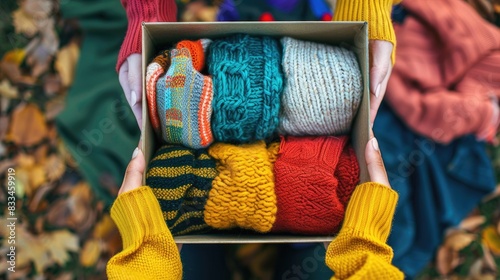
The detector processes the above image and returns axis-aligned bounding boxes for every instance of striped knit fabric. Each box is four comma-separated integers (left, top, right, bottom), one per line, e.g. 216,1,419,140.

204,141,279,233
279,37,363,136
156,48,214,149
146,50,170,138
146,145,217,236
208,34,284,143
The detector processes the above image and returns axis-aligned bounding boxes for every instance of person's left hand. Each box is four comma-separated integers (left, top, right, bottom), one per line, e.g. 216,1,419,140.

118,53,143,129
118,147,183,251
369,40,394,125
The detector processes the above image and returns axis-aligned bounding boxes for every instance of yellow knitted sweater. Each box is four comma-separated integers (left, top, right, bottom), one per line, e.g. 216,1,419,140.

334,0,402,63
106,182,403,279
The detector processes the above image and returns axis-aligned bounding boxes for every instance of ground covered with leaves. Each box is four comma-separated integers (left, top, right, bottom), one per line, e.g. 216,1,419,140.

0,0,499,279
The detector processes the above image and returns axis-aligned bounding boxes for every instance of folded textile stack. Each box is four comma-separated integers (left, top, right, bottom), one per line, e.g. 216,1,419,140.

145,34,363,236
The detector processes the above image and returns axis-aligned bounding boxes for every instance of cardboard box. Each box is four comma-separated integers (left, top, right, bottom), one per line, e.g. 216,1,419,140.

141,22,369,244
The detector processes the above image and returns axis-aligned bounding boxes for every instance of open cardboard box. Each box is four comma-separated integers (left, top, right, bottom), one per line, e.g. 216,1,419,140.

141,22,370,244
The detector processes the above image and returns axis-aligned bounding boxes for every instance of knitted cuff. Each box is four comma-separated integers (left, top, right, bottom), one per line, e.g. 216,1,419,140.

333,0,397,64
146,145,217,235
341,182,398,242
279,37,363,136
273,136,359,235
156,48,214,149
110,186,170,249
116,0,177,72
204,141,278,233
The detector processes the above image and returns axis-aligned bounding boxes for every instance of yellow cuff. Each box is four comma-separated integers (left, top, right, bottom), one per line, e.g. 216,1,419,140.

110,186,171,249
334,0,398,64
342,182,398,242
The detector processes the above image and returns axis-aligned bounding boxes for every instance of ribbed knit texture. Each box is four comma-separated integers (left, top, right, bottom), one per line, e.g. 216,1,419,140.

272,136,359,235
107,186,183,280
116,0,177,72
146,50,170,137
208,34,284,143
176,39,211,72
279,37,363,136
204,141,279,233
326,183,404,279
386,0,500,143
107,183,402,278
145,145,217,235
333,0,401,63
157,48,214,149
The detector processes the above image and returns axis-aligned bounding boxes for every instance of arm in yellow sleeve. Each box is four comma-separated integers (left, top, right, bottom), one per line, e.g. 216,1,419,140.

107,186,183,280
334,0,402,63
325,182,404,279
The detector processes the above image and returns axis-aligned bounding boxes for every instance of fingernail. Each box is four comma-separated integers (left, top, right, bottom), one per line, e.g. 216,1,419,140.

371,137,379,151
130,91,137,105
131,147,139,159
375,84,381,98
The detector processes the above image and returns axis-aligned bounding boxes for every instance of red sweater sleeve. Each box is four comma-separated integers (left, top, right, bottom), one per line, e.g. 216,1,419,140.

117,0,177,72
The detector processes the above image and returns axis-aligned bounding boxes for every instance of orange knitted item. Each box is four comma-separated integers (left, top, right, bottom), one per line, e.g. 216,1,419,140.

146,50,171,137
272,136,359,235
176,40,206,71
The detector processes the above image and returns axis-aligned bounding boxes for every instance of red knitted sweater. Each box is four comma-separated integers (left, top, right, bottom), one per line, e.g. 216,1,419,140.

117,0,177,72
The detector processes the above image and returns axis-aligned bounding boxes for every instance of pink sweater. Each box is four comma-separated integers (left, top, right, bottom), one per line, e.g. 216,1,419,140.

385,0,500,143
116,0,177,72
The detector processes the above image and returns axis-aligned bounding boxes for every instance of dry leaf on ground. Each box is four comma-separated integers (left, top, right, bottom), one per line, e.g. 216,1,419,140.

44,153,66,182
22,0,53,20
0,79,19,99
12,9,38,37
41,230,79,267
80,239,101,267
6,103,48,146
436,230,477,275
55,40,80,88
482,225,500,255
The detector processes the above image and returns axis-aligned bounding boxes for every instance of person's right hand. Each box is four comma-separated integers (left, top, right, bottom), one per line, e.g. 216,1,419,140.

365,133,391,188
118,53,143,129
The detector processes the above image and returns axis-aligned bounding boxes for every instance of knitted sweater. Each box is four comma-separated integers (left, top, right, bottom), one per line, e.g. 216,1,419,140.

106,182,404,279
116,0,400,71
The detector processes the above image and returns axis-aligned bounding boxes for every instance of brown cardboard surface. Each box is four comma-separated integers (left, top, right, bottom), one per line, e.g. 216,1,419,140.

141,22,369,244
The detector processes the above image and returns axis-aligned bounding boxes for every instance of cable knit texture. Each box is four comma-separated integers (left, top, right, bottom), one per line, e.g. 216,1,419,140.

272,136,360,235
146,50,170,138
386,0,500,143
326,183,404,279
157,48,214,149
279,37,363,136
204,141,279,233
106,186,182,280
208,34,284,143
145,145,217,235
334,0,401,63
117,0,177,72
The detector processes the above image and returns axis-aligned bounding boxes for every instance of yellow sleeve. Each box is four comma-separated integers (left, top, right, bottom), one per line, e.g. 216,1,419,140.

325,182,404,279
106,186,183,280
333,0,401,64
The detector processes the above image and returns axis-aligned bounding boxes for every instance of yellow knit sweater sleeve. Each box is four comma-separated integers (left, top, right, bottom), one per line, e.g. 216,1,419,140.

334,0,402,63
325,182,404,279
106,186,183,280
